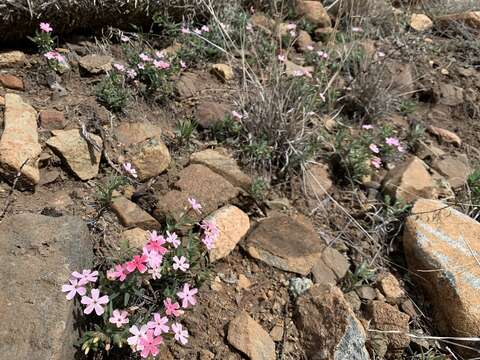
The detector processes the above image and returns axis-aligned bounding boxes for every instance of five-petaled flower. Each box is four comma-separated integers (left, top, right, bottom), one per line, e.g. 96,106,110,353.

72,269,98,285
231,110,243,120
123,162,137,178
164,298,181,317
166,231,180,248
138,330,163,358
369,144,380,154
371,157,382,169
362,124,373,130
40,22,53,33
81,288,109,315
127,324,148,350
146,231,168,255
172,323,189,345
113,63,125,72
107,264,128,281
126,255,148,274
177,283,198,308
143,247,163,268
385,137,400,147
173,256,190,272
147,313,170,336
61,278,86,300
109,309,129,328
188,197,202,214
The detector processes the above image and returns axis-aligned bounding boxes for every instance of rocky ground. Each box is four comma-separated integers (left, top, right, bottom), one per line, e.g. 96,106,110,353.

1,1,480,360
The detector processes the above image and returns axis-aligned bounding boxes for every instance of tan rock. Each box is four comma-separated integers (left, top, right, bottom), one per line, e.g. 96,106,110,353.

245,214,325,275
211,63,234,81
78,54,113,74
237,274,252,290
195,101,232,129
0,74,24,91
377,273,405,304
295,1,331,28
47,129,102,180
115,122,162,145
434,83,464,106
304,163,333,198
0,95,4,106
250,13,275,34
410,14,433,31
314,27,334,42
0,94,41,187
190,148,251,190
296,30,314,52
207,205,250,262
415,140,445,161
39,110,66,130
227,311,276,360
130,137,171,181
284,60,314,77
0,51,26,67
427,125,461,146
311,247,350,285
432,154,470,189
112,197,159,229
120,227,149,249
436,11,480,30
385,61,414,96
294,284,370,360
403,199,480,338
382,156,437,203
269,323,284,342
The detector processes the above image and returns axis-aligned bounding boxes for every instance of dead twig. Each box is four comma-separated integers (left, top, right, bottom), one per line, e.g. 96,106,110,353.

0,158,29,222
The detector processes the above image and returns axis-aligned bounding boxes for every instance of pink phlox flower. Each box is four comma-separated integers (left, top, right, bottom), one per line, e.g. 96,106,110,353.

153,59,170,69
181,26,190,34
371,157,382,169
306,45,314,51
128,324,148,350
200,219,219,250
155,50,165,58
166,231,180,248
188,197,202,214
397,144,405,152
40,22,53,33
72,269,98,285
193,28,202,35
201,25,210,33
54,53,66,63
107,264,128,282
44,51,57,60
369,143,380,154
147,313,170,336
143,247,163,268
317,50,329,59
148,266,162,280
113,63,125,72
385,137,400,147
123,162,137,178
164,297,181,317
138,330,163,358
352,26,364,33
231,110,243,120
146,231,168,255
61,278,86,300
109,309,129,328
173,256,190,272
121,35,130,42
246,23,253,32
139,53,152,62
286,23,297,30
80,288,109,315
180,60,187,69
172,323,189,345
126,69,137,79
177,283,198,308
138,62,145,70
126,255,148,274
278,54,286,62
362,124,374,130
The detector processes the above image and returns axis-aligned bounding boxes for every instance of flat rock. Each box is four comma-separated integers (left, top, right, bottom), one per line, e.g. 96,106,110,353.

0,74,24,90
382,156,437,203
284,60,314,77
47,129,102,180
295,1,331,28
434,83,464,106
78,54,113,74
0,214,92,359
437,11,480,30
432,154,470,189
311,247,350,285
427,125,462,146
154,164,239,221
112,197,159,229
0,51,26,67
294,284,370,360
129,137,171,181
115,122,162,146
227,311,276,360
403,199,480,338
211,63,234,81
190,148,251,190
245,214,325,275
0,94,42,187
207,205,250,262
176,72,216,98
120,227,149,249
410,14,433,31
39,109,66,130
195,101,231,129
250,13,275,34
385,62,414,96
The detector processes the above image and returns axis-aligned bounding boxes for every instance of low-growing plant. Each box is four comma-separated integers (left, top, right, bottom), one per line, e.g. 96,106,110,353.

62,197,218,357
250,177,269,202
175,118,197,144
95,174,129,210
398,99,417,116
406,122,425,152
342,261,376,292
30,22,70,72
96,70,131,112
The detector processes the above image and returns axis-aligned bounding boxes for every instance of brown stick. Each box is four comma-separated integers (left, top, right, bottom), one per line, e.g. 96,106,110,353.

0,159,29,222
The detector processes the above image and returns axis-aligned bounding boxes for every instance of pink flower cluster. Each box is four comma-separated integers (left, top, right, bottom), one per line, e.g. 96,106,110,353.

40,22,53,33
363,126,404,169
200,219,219,250
136,50,172,71
182,24,210,36
44,51,66,63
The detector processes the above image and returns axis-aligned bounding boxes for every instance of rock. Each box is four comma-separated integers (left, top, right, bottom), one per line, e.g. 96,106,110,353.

294,284,370,360
154,164,239,221
410,14,433,31
0,74,24,90
415,140,445,161
207,205,250,262
296,30,315,52
436,11,480,30
120,227,149,249
211,64,234,81
403,198,480,338
432,154,470,189
0,214,92,359
0,95,4,106
176,72,215,98
250,13,275,34
190,148,251,190
314,27,334,42
284,60,314,77
311,247,350,285
227,311,276,360
46,129,102,180
434,83,464,106
115,122,162,145
269,323,284,342
304,163,333,198
344,291,362,312
195,101,231,129
289,277,314,298
385,62,414,96
130,137,171,181
245,214,325,275
427,125,462,146
39,109,66,130
377,273,405,304
237,274,252,290
0,94,41,187
295,1,331,28
355,286,377,300
78,54,113,74
0,51,26,67
366,301,410,351
112,197,159,229
382,157,437,203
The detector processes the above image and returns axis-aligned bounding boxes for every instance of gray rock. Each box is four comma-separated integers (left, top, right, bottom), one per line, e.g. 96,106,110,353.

289,277,313,298
78,54,113,74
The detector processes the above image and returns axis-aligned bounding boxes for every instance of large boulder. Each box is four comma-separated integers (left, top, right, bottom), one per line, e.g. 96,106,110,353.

294,284,370,360
0,94,42,187
130,137,171,181
403,199,480,338
0,214,93,359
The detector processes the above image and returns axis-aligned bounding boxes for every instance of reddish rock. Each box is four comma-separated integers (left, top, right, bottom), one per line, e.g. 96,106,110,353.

39,110,66,130
112,197,159,229
130,137,171,181
427,125,462,146
377,273,405,304
295,1,331,28
0,74,24,91
115,122,162,146
195,101,231,129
